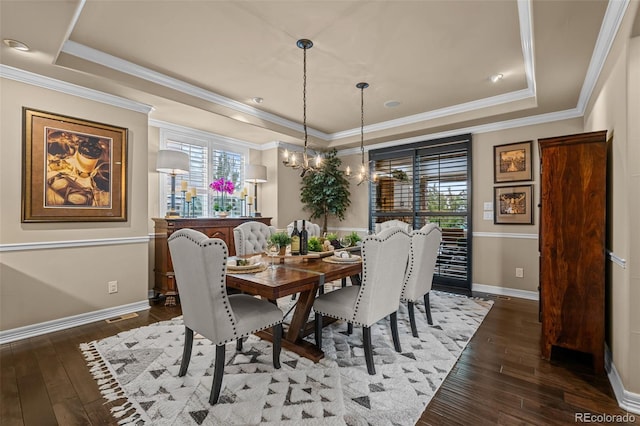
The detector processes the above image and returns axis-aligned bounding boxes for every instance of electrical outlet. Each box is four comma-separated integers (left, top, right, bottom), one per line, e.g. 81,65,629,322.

515,268,524,278
108,280,118,294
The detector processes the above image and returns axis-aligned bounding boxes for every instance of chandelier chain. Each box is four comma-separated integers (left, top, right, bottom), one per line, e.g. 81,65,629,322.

303,43,308,157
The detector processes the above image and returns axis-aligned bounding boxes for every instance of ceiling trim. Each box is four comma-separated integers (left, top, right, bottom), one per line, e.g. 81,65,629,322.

0,64,153,114
331,88,535,140
61,40,330,141
576,0,630,113
149,118,263,150
59,0,538,142
337,107,583,156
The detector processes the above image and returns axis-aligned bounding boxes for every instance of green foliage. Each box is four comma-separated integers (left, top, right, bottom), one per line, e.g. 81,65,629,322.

348,231,362,245
324,232,338,241
269,232,291,246
307,236,323,252
425,184,467,228
300,149,351,233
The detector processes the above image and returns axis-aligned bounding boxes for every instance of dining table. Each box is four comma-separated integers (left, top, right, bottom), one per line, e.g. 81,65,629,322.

225,251,362,361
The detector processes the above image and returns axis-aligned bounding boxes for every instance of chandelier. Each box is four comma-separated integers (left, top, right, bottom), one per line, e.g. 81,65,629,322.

346,82,376,185
282,39,322,177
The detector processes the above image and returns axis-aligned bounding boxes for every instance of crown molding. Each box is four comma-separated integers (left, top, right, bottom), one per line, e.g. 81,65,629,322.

576,0,630,113
336,107,582,156
0,64,153,114
62,40,331,141
150,118,263,151
518,0,536,93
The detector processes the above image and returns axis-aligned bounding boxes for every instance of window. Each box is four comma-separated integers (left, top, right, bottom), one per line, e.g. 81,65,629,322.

369,134,472,292
159,128,248,217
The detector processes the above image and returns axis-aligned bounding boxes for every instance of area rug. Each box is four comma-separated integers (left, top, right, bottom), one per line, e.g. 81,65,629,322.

81,291,492,425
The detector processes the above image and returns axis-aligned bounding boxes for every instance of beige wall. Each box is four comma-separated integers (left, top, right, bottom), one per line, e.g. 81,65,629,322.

0,78,150,330
585,31,640,394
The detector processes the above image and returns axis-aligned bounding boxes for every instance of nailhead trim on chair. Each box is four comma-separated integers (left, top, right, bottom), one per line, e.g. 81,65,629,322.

170,230,283,346
400,224,441,303
315,228,410,326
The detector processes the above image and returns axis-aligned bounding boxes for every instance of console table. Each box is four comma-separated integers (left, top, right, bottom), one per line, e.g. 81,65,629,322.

153,217,272,305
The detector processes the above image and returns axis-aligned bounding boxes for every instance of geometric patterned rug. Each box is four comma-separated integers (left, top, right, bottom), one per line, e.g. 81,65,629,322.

81,291,492,425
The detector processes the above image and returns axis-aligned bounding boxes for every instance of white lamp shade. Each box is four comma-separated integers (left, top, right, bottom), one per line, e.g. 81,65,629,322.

245,164,267,183
156,149,190,175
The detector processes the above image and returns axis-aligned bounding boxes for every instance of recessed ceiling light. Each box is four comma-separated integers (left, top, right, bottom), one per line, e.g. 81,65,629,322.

384,100,401,108
490,73,504,83
3,39,30,52
251,97,264,104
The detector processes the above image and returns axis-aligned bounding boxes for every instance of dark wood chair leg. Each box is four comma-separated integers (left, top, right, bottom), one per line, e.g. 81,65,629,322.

408,301,419,338
179,327,194,377
363,326,376,375
314,312,323,349
236,337,243,352
291,293,297,301
209,344,226,405
272,323,282,369
424,292,433,325
390,311,402,352
341,278,347,288
347,322,353,335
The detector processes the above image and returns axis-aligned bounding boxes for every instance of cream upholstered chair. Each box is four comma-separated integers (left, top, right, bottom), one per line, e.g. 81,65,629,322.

401,223,442,337
313,227,410,375
374,219,412,234
168,229,283,405
233,221,276,256
286,220,321,237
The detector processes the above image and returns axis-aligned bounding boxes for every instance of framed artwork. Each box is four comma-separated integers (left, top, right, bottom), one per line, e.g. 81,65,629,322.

22,108,128,222
494,140,533,183
494,185,534,225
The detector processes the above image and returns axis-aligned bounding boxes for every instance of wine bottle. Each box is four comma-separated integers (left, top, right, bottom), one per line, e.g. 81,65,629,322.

291,220,300,255
300,220,308,255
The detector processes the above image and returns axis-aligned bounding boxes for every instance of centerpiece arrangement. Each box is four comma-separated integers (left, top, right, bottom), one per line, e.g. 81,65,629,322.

209,177,234,217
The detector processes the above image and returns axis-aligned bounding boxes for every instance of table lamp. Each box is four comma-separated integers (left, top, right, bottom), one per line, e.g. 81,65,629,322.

156,149,190,217
245,164,267,217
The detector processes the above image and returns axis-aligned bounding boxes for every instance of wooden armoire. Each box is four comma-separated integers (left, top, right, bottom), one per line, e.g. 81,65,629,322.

538,130,607,373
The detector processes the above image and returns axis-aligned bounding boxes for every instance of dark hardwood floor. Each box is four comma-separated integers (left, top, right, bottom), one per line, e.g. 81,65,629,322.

1,294,637,425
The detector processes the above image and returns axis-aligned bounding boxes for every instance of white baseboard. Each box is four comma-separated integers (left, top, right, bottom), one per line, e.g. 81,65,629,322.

0,300,150,344
605,344,640,415
472,283,539,300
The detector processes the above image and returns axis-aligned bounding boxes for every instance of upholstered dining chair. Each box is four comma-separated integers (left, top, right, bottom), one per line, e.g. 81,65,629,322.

401,223,442,337
374,219,412,234
168,228,283,405
286,220,322,237
313,227,411,375
233,221,276,256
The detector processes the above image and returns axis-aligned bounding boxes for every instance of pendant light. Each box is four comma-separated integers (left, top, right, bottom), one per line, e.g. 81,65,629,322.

282,39,322,177
345,82,376,185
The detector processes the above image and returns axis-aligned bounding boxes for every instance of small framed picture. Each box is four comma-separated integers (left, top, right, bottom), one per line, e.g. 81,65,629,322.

494,141,533,183
22,108,128,222
494,185,534,225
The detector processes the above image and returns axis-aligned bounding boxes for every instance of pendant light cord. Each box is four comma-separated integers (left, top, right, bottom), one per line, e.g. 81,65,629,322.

302,43,308,159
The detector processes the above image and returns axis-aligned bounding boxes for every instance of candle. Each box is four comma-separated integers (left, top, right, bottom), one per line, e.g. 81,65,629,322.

181,180,188,191
248,195,253,205
185,192,192,202
190,187,197,196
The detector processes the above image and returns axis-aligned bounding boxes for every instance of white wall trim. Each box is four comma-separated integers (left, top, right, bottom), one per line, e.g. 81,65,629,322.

0,64,153,114
149,118,263,151
62,40,329,140
606,344,640,415
0,236,150,252
607,250,627,269
473,232,538,240
473,283,539,301
576,0,630,114
0,300,150,345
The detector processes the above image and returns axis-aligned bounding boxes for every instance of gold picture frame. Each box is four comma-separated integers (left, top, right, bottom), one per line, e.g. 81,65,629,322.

494,141,533,183
22,108,128,222
494,185,534,225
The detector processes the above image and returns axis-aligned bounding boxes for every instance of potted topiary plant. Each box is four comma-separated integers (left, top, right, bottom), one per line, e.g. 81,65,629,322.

269,232,292,256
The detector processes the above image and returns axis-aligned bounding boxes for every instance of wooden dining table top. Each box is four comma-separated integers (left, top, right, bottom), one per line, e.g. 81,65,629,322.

225,254,362,299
